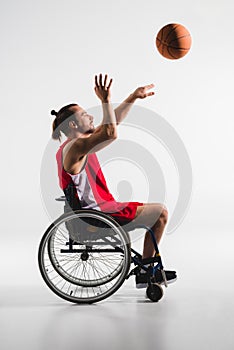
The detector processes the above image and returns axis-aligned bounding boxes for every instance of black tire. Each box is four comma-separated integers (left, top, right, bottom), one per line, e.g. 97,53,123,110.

38,210,131,304
146,283,163,302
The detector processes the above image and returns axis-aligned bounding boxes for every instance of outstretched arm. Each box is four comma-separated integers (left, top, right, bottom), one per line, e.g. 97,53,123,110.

114,84,155,125
94,74,117,134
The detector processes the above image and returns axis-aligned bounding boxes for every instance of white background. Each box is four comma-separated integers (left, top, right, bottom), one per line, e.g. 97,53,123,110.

1,1,234,349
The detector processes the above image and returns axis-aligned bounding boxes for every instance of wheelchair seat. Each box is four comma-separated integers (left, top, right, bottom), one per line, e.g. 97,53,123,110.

54,195,140,233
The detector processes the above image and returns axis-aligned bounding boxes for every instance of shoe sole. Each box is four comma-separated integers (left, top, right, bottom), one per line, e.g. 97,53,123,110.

160,276,177,286
136,277,177,289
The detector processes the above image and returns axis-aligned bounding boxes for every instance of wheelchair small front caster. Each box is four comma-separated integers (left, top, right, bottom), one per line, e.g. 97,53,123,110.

146,283,163,302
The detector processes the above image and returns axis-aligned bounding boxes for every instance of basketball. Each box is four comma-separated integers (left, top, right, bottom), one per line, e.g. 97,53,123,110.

156,23,192,60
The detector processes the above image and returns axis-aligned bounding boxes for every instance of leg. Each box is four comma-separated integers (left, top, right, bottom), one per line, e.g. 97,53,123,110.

133,203,168,259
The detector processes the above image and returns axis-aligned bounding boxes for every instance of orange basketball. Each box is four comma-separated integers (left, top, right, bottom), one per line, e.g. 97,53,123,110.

156,23,192,60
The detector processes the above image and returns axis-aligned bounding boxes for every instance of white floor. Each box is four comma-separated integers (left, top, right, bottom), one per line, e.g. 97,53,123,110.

1,282,234,350
1,228,234,350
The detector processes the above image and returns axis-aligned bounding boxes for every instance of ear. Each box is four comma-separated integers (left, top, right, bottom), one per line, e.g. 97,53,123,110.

68,120,78,129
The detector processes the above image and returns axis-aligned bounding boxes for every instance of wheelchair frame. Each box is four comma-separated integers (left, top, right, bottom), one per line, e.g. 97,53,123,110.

38,193,168,303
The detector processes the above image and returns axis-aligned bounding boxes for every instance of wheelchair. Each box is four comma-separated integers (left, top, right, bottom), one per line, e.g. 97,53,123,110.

38,189,169,304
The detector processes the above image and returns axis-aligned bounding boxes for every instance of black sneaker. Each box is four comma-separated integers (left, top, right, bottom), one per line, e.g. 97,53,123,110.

136,270,177,289
154,270,177,285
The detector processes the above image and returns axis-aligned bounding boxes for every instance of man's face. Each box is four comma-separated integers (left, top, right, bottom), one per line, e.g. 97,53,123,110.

71,105,95,134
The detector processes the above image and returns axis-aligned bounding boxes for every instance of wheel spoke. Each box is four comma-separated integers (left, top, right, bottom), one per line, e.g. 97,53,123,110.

39,210,130,303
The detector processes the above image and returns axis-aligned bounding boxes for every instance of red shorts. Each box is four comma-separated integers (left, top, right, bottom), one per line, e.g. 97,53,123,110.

106,201,144,225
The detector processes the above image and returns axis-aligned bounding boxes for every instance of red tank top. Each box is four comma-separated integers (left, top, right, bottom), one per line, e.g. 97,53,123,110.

56,139,143,222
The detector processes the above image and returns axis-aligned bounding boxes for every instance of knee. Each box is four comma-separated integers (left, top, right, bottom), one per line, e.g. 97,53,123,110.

159,206,168,225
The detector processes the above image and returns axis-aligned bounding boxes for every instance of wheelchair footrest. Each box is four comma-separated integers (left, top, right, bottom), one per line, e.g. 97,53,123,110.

126,265,152,280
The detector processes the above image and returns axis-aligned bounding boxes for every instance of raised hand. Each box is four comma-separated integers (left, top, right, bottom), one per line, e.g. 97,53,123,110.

132,84,155,100
94,73,113,103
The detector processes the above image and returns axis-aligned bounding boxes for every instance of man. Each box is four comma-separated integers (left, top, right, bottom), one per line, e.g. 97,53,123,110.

52,74,176,288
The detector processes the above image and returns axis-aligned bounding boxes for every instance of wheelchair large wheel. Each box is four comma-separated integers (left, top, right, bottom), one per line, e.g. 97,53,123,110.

47,211,125,287
38,210,131,304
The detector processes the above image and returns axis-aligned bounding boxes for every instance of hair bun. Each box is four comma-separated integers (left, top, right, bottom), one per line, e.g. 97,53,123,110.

51,110,58,116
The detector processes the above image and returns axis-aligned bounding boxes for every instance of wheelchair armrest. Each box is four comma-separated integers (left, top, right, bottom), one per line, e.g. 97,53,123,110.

55,196,66,202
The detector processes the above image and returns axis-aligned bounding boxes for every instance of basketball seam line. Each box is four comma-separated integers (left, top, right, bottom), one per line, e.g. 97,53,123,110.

167,46,179,59
169,34,191,44
168,47,190,50
156,38,190,50
159,26,164,49
156,38,162,49
164,24,181,42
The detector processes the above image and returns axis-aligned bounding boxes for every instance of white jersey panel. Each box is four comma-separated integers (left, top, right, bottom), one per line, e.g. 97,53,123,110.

70,169,101,211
